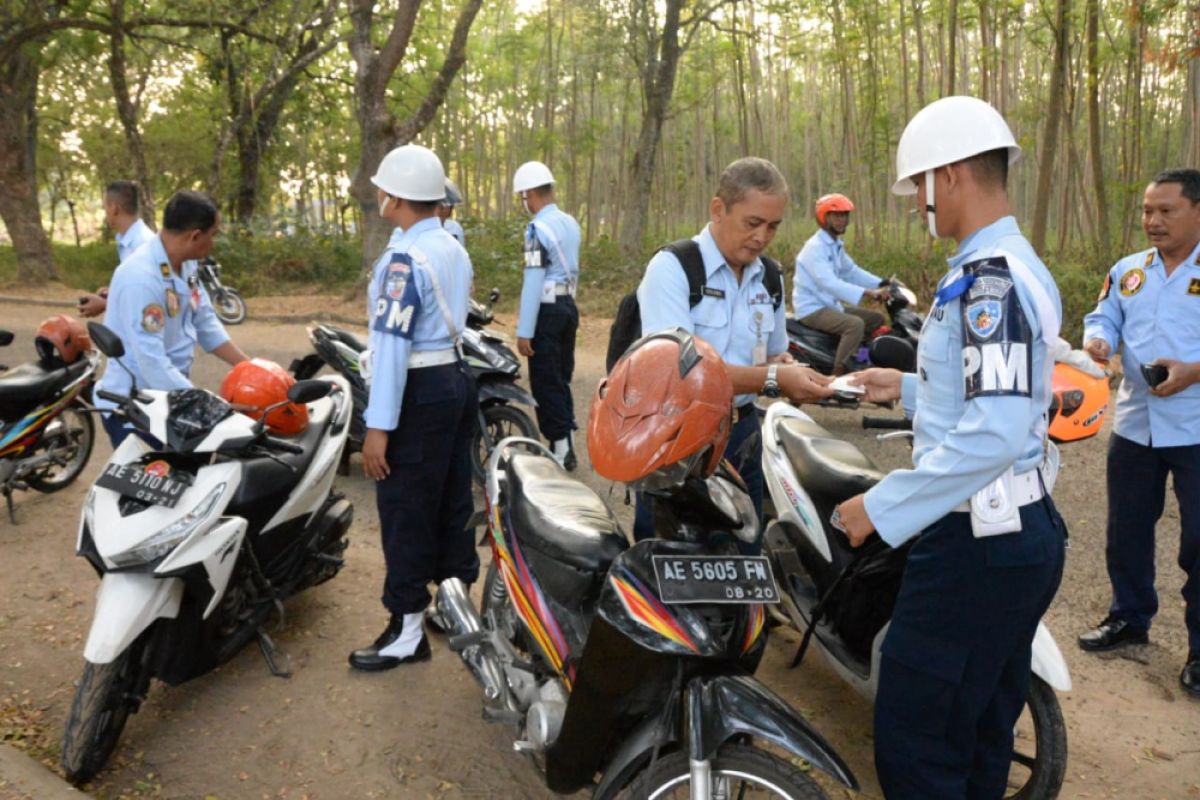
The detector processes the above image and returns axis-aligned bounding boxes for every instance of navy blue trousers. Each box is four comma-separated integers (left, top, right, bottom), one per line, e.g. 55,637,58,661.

527,298,578,442
874,499,1065,800
1105,433,1200,658
633,407,764,554
376,362,480,616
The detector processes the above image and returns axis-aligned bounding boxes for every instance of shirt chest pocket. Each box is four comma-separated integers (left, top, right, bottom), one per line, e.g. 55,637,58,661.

745,301,776,337
690,296,729,332
918,310,955,368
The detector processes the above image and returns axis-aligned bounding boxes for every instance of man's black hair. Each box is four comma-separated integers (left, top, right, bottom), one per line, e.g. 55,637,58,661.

965,148,1009,189
1151,168,1200,204
105,180,139,215
404,198,440,214
162,190,218,233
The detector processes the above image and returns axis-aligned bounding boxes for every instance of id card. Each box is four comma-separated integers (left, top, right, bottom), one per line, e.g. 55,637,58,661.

540,280,557,304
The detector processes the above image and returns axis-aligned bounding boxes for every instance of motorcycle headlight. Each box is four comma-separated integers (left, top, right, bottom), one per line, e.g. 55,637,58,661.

109,483,226,568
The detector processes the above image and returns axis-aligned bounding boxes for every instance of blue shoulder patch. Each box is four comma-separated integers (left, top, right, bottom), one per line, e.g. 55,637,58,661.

372,253,421,338
960,256,1032,399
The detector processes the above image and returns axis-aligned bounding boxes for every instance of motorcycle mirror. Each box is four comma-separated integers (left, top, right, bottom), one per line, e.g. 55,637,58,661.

0,330,13,347
869,336,916,373
489,287,501,303
287,379,333,404
86,322,125,359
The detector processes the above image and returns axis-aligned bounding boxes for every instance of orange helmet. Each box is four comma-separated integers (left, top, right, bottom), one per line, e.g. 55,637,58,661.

1048,362,1109,443
588,330,733,489
220,358,309,436
815,193,855,227
35,315,91,365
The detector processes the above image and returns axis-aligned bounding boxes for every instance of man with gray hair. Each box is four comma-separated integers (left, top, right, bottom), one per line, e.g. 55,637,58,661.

79,180,156,318
633,157,833,547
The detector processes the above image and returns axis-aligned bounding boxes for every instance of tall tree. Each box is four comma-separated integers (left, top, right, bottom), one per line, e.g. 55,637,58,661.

1031,0,1071,252
106,0,157,227
1085,0,1109,254
347,0,484,273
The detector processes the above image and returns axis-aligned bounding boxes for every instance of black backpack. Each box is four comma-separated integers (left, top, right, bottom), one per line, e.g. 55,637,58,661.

605,239,784,372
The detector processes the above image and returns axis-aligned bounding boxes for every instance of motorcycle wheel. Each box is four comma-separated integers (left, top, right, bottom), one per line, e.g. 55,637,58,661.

213,289,247,325
61,636,149,784
27,401,94,493
471,404,537,486
1006,675,1067,799
619,744,828,799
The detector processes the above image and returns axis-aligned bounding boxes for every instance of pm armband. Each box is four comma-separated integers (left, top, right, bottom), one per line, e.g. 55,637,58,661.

960,256,1033,399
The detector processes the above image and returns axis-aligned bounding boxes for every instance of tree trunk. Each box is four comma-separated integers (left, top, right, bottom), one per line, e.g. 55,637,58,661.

1031,0,1070,253
0,40,56,283
1085,0,1109,255
107,0,156,227
946,0,959,94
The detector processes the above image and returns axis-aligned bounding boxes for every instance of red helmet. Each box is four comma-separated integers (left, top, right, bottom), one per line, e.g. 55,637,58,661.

35,315,91,365
1048,362,1109,443
588,330,733,489
815,193,855,227
220,358,309,436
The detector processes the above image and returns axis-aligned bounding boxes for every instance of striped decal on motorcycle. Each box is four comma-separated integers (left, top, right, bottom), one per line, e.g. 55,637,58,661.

0,385,79,456
610,569,698,654
742,603,765,654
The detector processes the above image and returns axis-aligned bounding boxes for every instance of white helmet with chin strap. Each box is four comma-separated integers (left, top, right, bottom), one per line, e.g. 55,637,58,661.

893,96,1021,238
513,161,555,194
371,144,446,204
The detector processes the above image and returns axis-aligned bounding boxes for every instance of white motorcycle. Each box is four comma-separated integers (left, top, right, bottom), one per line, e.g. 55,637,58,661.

760,402,1070,799
62,323,354,784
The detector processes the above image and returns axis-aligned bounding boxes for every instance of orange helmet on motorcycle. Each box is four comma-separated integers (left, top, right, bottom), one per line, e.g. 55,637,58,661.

815,193,855,227
220,358,309,436
1048,362,1109,443
34,315,91,365
588,329,733,489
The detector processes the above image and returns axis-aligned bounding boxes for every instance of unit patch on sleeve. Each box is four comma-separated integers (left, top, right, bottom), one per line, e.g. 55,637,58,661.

141,304,166,333
1119,268,1145,297
960,256,1032,400
1097,273,1112,302
372,253,421,338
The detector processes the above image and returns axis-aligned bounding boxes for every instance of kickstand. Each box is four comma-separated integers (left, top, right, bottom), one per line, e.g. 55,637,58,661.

4,490,15,524
257,628,292,678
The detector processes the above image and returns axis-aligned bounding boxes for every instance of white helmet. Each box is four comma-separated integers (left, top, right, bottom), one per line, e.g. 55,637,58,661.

513,161,555,194
371,144,446,201
892,96,1021,196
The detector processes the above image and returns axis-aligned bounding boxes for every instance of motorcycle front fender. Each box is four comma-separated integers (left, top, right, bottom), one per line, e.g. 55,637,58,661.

1031,621,1072,692
477,379,537,408
83,573,183,664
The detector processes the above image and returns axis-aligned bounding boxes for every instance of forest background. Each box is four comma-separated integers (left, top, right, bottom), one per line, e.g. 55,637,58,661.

1,0,1198,343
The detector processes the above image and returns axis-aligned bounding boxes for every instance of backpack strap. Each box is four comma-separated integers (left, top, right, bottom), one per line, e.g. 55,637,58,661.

760,255,784,312
660,239,707,308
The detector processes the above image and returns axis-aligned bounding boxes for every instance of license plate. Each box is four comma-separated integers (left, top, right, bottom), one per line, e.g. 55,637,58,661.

95,462,191,508
652,555,780,604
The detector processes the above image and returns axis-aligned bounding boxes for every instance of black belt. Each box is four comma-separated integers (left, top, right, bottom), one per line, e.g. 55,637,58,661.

736,403,755,422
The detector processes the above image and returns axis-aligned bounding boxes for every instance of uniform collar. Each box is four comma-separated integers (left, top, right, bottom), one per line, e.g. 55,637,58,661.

816,228,841,248
698,224,762,282
533,203,559,220
1148,238,1200,271
116,217,147,245
386,226,406,247
948,215,1020,268
147,234,170,272
396,216,442,245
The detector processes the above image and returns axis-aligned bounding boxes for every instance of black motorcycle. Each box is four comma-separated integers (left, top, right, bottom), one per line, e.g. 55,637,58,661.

787,277,923,375
289,288,537,483
0,328,98,521
433,436,858,798
197,258,247,325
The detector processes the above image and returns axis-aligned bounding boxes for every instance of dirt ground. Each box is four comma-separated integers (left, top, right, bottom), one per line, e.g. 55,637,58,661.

1,297,1198,800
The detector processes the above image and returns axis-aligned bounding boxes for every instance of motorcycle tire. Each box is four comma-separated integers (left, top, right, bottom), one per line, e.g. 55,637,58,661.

619,743,828,799
212,288,247,325
61,636,150,784
1007,675,1067,800
471,404,537,486
27,401,94,493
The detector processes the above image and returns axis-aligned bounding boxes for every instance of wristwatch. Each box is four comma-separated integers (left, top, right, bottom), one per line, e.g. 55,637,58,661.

761,364,781,398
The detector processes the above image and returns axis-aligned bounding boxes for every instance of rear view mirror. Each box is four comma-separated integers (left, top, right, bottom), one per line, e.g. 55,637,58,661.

287,379,333,404
87,322,125,359
489,287,501,303
0,330,13,347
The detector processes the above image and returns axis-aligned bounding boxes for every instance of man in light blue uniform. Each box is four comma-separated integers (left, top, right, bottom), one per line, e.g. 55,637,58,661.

636,157,833,547
793,192,889,374
437,178,466,246
838,97,1067,799
95,190,247,447
1077,168,1200,698
349,144,478,672
513,160,582,470
79,180,157,318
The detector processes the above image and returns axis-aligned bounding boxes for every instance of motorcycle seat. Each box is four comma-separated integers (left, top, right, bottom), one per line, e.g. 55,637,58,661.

507,453,628,573
786,317,839,347
326,326,367,353
776,416,885,505
0,360,89,422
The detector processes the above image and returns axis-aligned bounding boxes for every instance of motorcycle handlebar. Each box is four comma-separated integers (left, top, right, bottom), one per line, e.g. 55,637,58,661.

261,436,304,455
97,389,128,405
862,415,912,431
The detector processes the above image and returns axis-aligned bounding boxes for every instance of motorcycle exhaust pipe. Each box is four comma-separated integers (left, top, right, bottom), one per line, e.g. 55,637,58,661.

435,579,510,706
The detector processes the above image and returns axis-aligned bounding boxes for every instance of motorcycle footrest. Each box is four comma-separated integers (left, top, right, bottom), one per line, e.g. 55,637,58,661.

482,706,523,724
448,630,488,651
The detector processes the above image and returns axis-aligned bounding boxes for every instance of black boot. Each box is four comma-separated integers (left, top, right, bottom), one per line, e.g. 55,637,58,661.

349,615,431,671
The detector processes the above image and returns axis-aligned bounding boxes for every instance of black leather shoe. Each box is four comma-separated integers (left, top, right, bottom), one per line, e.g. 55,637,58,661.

1077,616,1149,652
348,618,431,671
563,442,577,472
1181,657,1200,699
424,606,447,636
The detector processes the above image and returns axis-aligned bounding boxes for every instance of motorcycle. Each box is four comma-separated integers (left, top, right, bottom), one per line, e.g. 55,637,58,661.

198,257,247,325
787,277,923,376
288,287,537,483
433,436,858,799
760,403,1070,799
62,322,353,784
0,328,98,522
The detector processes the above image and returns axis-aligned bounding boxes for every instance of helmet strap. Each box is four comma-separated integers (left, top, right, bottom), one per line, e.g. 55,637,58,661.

520,192,532,215
924,170,939,239
378,195,392,219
